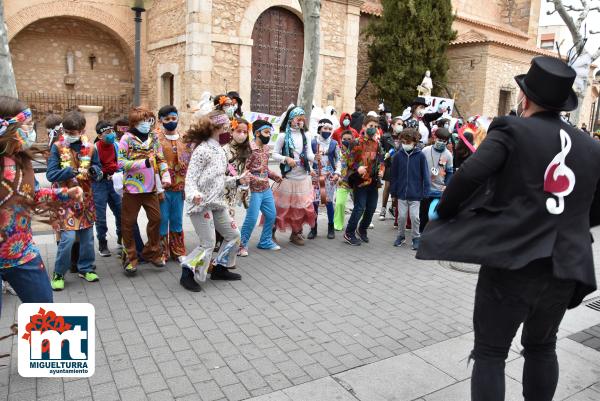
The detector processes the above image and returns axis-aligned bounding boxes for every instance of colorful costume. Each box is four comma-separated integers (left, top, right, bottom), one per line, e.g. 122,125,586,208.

118,130,170,268
333,142,353,231
158,131,191,260
271,107,316,236
47,135,102,282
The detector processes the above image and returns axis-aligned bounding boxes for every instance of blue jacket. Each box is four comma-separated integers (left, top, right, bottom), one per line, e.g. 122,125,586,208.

47,141,102,183
390,147,430,201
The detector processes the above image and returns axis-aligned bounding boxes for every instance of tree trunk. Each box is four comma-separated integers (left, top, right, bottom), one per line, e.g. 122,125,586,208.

0,0,18,98
297,0,321,124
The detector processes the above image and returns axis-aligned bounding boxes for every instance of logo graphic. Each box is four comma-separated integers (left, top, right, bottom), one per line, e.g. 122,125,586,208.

18,303,95,377
544,129,575,215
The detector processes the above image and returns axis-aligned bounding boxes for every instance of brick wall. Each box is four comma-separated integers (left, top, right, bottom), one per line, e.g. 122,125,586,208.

10,18,133,97
446,45,490,118
147,0,187,43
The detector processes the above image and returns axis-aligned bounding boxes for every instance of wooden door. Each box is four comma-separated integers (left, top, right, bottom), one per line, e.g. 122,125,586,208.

251,7,304,115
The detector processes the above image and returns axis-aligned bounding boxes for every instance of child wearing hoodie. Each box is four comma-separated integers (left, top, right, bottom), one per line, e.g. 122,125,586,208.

390,128,430,250
332,112,359,145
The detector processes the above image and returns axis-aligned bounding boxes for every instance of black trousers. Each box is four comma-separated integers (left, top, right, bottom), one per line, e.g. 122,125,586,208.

471,259,576,401
419,197,434,233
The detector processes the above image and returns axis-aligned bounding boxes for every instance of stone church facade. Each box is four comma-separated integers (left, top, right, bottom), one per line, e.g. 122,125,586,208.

4,0,596,126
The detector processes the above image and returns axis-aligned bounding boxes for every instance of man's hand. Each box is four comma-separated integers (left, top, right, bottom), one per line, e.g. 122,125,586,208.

358,166,367,176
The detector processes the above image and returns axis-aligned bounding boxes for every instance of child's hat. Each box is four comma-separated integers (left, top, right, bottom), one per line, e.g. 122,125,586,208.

96,121,113,135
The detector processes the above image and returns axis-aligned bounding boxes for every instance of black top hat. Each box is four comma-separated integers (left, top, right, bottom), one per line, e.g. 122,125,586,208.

411,97,428,107
514,56,578,112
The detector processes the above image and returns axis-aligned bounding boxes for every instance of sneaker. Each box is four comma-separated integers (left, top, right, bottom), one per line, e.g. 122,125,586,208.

98,240,111,257
368,223,375,229
388,206,395,216
257,244,281,251
124,263,137,276
50,273,65,291
79,272,99,282
344,232,361,246
211,264,242,281
151,258,167,268
357,229,369,243
411,238,420,251
180,267,202,292
393,221,399,228
379,209,386,221
394,236,406,247
238,246,249,257
290,232,305,246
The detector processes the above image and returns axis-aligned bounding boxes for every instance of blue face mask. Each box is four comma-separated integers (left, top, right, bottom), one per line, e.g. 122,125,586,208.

136,122,151,134
434,140,447,151
366,127,377,137
104,132,116,144
163,121,178,131
321,131,331,140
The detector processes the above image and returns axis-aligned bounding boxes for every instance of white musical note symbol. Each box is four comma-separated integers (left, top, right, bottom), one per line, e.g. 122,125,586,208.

544,129,575,215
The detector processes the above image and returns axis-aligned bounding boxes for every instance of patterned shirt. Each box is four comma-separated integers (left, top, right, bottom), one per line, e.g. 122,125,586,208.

118,131,170,194
245,141,279,193
347,135,384,187
1,157,69,269
158,131,191,193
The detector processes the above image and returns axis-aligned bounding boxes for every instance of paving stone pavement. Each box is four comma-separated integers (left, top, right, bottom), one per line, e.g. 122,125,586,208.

1,205,600,401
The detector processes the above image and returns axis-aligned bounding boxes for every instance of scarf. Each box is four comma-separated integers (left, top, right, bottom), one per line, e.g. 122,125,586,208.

283,107,305,158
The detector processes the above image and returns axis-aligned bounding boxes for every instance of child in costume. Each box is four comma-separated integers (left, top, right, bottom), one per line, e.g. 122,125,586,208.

333,130,355,231
93,121,122,257
390,128,430,250
157,105,190,261
0,97,83,313
308,118,341,240
223,118,252,214
47,111,103,290
179,111,247,292
238,120,282,256
118,107,171,275
343,115,384,246
271,106,316,245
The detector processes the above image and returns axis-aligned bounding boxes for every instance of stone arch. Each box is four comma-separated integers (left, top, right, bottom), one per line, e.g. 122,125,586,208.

6,1,134,65
238,0,303,106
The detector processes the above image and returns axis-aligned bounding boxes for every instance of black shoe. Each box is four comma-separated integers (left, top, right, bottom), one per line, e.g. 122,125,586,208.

327,223,335,239
357,229,369,243
180,267,201,292
210,264,242,281
307,224,317,240
98,240,111,257
344,232,361,246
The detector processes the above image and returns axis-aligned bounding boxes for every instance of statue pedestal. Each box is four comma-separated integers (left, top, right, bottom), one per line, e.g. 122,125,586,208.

78,105,103,141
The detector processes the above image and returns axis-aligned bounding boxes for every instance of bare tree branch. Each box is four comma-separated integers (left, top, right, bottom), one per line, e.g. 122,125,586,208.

547,0,583,52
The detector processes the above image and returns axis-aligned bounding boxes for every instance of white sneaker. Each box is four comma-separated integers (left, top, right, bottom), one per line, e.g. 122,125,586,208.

368,223,375,229
238,246,249,257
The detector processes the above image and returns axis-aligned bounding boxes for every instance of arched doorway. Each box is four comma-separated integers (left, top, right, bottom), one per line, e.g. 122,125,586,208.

251,7,304,115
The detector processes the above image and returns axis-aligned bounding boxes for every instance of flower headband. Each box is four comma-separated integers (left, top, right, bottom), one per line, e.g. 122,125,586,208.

210,113,230,126
0,108,32,136
99,126,114,135
318,121,333,131
230,119,252,133
218,96,230,106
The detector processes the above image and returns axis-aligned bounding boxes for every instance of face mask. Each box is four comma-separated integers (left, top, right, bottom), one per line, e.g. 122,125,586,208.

104,132,116,144
163,121,178,131
416,109,425,119
64,134,81,144
321,131,331,140
219,132,232,146
394,125,403,134
434,140,446,151
366,127,377,137
402,143,414,152
259,135,270,145
225,107,235,118
136,122,151,134
343,119,350,127
342,140,351,148
233,104,238,112
18,128,37,148
232,132,247,144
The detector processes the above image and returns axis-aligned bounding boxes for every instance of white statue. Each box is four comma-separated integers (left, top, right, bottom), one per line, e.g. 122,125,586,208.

66,49,75,75
417,70,433,96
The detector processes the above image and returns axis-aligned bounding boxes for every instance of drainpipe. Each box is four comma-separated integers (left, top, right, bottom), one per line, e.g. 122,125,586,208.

132,4,145,106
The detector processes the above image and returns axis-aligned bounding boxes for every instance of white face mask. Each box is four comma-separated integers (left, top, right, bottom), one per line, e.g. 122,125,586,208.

516,95,526,118
394,125,403,134
402,143,414,152
64,134,81,144
416,109,425,119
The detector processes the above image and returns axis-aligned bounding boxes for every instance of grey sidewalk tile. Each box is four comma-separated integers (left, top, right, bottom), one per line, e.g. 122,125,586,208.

63,379,92,400
133,356,159,375
90,382,120,401
210,366,240,387
112,368,141,390
194,380,225,401
221,383,251,401
147,390,174,401
282,377,356,401
139,371,169,393
422,377,522,401
118,386,147,401
246,391,292,401
166,376,196,398
158,359,186,379
236,368,268,391
564,388,600,400
263,373,293,391
334,352,455,401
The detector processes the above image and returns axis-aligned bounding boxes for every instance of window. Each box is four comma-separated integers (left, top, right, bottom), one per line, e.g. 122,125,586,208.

161,72,174,106
540,40,555,50
498,90,512,116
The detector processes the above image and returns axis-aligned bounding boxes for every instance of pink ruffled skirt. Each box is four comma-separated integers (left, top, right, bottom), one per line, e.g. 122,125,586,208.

272,176,316,233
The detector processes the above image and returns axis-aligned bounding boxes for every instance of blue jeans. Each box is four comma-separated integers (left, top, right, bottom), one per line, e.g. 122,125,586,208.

240,189,277,248
345,184,379,234
92,179,122,242
160,191,184,236
55,228,95,275
0,255,53,317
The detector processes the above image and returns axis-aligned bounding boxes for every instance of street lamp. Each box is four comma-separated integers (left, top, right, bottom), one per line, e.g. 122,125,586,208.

131,1,146,107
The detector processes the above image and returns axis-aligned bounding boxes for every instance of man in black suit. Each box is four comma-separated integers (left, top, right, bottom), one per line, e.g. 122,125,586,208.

417,56,600,401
